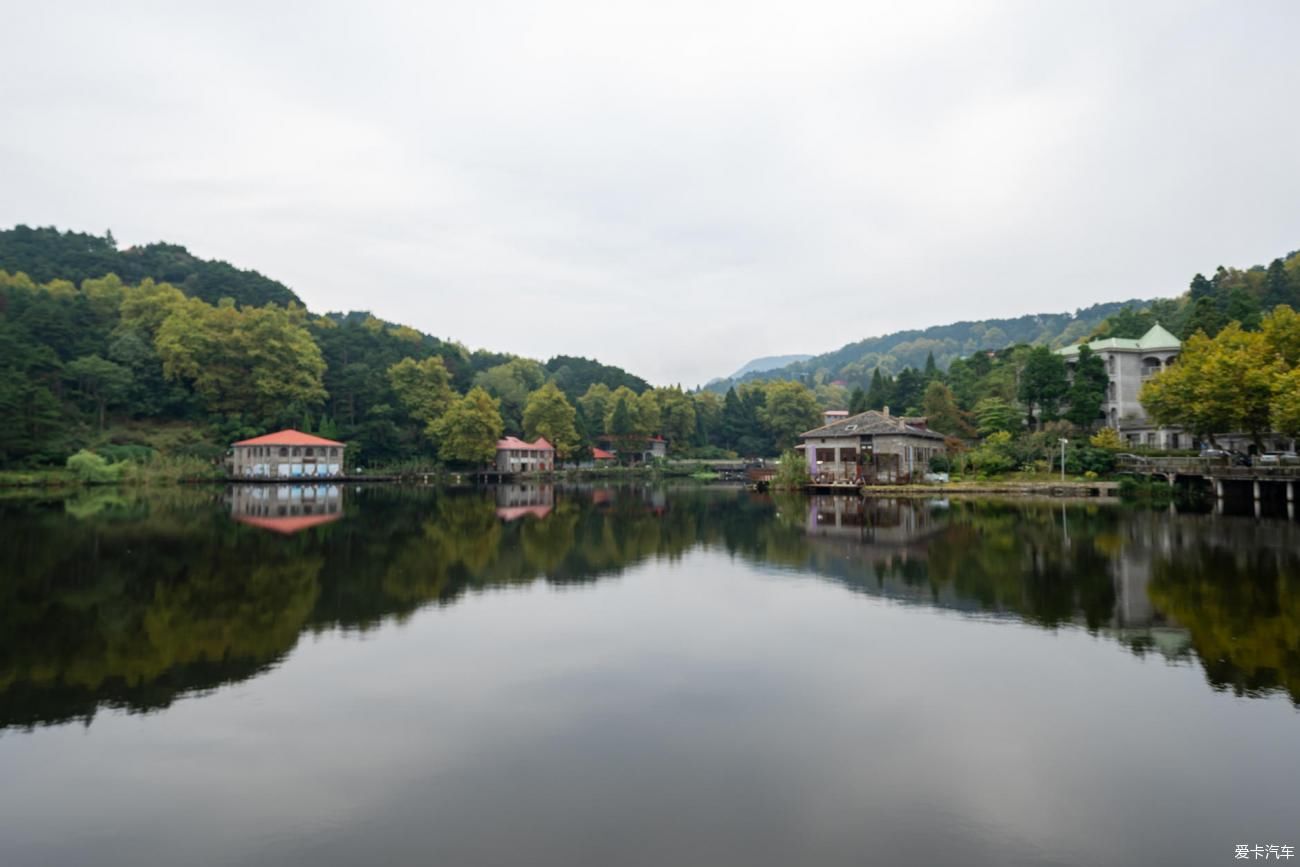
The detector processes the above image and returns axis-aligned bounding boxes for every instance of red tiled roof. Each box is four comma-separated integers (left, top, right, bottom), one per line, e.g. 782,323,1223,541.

234,513,342,534
591,447,615,460
496,436,554,451
233,429,345,447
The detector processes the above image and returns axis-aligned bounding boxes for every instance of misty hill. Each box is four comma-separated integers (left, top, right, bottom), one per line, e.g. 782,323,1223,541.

727,354,812,380
0,225,301,308
709,300,1146,391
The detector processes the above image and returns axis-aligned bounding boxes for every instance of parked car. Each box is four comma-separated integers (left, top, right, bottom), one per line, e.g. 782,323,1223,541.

1115,453,1149,464
1199,447,1229,460
1257,452,1300,466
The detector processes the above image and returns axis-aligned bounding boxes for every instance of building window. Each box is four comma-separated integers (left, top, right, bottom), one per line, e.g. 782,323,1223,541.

304,447,314,457
292,447,301,456
279,447,288,457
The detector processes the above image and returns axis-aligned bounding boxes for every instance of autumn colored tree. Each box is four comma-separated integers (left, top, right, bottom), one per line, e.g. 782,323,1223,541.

1141,324,1280,446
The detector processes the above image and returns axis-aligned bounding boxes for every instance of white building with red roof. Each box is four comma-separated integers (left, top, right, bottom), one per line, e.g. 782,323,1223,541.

495,436,555,474
228,429,346,479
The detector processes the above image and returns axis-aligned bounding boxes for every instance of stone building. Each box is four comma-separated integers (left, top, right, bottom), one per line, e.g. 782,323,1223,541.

797,409,946,483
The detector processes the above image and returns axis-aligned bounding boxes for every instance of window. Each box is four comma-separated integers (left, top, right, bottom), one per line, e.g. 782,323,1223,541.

331,447,339,457
304,447,314,457
292,447,301,457
279,447,288,457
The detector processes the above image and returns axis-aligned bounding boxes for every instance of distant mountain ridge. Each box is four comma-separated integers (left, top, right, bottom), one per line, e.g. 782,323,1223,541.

707,300,1148,391
726,354,812,380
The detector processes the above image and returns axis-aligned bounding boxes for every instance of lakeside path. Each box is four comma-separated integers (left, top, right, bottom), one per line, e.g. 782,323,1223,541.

857,481,1120,498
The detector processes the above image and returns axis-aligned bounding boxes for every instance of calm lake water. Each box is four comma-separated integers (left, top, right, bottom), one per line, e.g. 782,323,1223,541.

1,484,1297,866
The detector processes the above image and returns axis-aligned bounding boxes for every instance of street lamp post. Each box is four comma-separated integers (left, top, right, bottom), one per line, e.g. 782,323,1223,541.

1059,438,1068,482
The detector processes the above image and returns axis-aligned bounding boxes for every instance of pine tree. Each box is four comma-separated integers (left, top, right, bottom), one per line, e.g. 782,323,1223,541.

1189,273,1214,301
865,368,889,410
848,386,867,415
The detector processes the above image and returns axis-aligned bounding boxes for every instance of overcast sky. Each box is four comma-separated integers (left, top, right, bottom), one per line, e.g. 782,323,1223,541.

4,1,1300,386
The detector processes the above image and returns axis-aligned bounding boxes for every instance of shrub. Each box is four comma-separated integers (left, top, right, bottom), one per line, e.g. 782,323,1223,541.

773,449,811,489
1089,428,1123,450
65,450,124,483
97,443,156,463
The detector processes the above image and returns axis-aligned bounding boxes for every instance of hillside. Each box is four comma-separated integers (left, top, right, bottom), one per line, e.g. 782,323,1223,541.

0,226,652,468
725,354,812,380
0,225,301,308
708,300,1146,392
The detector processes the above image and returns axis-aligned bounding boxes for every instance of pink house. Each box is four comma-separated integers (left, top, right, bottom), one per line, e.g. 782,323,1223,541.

495,436,555,473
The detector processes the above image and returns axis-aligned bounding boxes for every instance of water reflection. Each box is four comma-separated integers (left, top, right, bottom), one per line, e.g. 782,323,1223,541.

1,485,1297,733
227,483,344,533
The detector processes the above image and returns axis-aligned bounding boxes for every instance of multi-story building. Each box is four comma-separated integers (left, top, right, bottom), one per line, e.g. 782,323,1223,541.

495,436,555,473
1057,324,1184,449
227,429,346,479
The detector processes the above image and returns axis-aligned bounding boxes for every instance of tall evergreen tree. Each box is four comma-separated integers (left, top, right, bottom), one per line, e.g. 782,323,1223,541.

848,386,867,415
1189,273,1214,301
865,368,889,410
1064,344,1108,428
1018,346,1069,426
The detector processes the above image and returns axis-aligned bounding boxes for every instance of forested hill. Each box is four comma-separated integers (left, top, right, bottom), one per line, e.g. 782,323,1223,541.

708,300,1145,392
0,225,654,468
0,225,300,308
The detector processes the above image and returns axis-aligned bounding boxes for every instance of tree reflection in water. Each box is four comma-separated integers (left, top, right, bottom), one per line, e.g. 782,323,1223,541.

1,484,1297,730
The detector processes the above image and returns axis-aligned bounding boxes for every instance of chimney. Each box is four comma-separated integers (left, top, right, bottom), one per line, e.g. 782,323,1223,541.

882,405,890,418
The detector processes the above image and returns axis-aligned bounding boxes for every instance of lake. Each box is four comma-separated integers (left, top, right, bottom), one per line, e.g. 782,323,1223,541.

0,484,1297,866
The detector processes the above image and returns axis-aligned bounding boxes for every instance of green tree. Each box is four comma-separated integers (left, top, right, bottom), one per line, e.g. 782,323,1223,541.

473,358,545,432
655,387,697,452
848,386,867,415
865,367,890,410
603,385,641,434
1141,324,1280,446
431,387,504,465
1018,346,1068,426
1183,296,1228,338
635,390,662,435
974,397,1022,436
608,394,636,459
65,354,132,432
921,381,973,437
759,380,821,451
1064,344,1108,428
578,383,612,435
523,382,580,458
773,449,811,489
387,356,455,433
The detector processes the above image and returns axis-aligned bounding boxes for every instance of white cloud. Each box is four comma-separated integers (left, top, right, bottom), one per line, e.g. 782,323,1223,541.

3,0,1299,384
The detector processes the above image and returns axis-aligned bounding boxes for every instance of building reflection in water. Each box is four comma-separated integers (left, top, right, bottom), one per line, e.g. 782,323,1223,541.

226,484,344,534
495,483,554,521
